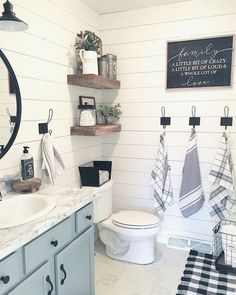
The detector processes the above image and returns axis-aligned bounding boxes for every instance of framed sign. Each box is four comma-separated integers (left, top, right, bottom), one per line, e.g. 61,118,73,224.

79,96,96,107
167,36,233,89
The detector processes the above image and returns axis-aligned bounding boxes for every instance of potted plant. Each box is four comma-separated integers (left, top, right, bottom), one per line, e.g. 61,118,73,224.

75,30,102,75
98,103,122,124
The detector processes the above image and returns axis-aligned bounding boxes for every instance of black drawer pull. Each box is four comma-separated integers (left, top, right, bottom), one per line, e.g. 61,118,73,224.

0,275,10,284
60,264,67,285
46,275,54,295
51,240,58,247
86,215,92,220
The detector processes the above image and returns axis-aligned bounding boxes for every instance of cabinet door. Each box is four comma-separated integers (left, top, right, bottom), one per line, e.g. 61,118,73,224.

55,226,94,295
8,262,54,295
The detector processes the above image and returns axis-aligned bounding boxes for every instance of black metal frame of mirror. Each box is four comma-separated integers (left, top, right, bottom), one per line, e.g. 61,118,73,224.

0,49,21,159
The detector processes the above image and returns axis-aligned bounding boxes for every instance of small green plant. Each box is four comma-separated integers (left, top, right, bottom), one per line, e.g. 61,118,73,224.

75,30,102,56
98,103,122,119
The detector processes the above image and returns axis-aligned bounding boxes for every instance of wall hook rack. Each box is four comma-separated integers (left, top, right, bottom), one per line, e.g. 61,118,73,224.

189,105,200,128
38,108,53,134
160,106,171,129
220,105,233,130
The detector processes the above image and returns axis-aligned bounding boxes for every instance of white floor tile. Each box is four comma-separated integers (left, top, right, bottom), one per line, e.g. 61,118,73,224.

95,239,188,295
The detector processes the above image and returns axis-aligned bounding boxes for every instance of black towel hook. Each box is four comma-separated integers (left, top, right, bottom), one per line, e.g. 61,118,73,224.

161,106,166,117
224,106,229,118
160,106,171,129
47,108,53,124
220,105,233,130
38,108,54,134
189,105,200,128
191,106,196,117
6,107,17,124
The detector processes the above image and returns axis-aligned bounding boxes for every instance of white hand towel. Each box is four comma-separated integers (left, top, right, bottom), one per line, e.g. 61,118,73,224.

179,128,205,218
208,132,236,219
41,133,65,185
151,131,173,213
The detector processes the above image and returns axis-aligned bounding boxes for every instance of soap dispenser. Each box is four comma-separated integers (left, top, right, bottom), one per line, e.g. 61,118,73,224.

21,146,34,181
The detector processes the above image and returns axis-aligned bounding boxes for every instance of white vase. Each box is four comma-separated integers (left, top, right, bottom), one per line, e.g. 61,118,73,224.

79,49,98,75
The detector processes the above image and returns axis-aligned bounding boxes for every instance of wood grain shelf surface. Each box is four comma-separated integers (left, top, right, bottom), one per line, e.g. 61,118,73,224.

70,124,121,136
67,74,120,89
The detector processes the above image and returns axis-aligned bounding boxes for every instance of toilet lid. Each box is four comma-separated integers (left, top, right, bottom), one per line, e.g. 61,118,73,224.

112,210,160,229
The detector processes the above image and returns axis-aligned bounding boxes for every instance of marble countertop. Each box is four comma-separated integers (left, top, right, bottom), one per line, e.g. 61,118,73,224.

0,185,99,260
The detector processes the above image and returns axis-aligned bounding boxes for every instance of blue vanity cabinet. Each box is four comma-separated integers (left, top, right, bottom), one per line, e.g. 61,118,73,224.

2,202,95,295
23,216,75,274
55,226,94,295
8,262,54,295
0,251,23,294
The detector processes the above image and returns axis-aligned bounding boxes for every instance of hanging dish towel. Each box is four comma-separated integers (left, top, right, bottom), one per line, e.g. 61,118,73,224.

151,131,173,213
41,133,65,185
208,132,236,219
179,128,205,218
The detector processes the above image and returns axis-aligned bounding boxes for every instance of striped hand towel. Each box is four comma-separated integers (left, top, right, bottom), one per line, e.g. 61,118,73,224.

42,133,65,185
179,128,205,218
208,132,236,219
151,131,173,213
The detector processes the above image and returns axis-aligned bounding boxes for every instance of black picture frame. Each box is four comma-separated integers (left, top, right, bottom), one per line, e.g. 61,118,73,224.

79,96,96,108
166,35,233,89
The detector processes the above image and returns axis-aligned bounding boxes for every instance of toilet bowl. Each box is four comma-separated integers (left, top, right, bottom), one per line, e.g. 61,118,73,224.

93,181,160,264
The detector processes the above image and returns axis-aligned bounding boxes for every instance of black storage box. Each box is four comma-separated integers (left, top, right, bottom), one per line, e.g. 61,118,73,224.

79,161,112,187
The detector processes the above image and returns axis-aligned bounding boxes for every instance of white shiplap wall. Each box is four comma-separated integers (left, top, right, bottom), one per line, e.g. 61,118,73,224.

0,0,102,188
100,0,236,243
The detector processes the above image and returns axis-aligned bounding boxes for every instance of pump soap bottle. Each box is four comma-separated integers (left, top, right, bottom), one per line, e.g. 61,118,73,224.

21,146,34,181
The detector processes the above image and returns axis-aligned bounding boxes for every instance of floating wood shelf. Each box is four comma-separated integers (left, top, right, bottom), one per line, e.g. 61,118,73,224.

67,74,120,89
71,124,121,136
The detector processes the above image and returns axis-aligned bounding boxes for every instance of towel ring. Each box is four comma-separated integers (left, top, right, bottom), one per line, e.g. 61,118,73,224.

189,105,200,128
160,106,171,129
220,105,233,130
38,108,54,134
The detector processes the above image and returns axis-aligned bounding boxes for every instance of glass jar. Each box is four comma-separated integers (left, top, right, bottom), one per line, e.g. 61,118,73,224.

98,57,108,77
78,103,96,126
103,53,117,80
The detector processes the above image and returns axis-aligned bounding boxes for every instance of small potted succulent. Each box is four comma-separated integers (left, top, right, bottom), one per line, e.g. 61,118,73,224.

98,103,122,124
75,30,102,74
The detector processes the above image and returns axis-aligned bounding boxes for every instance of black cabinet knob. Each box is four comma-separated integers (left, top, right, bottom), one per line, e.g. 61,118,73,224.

51,240,58,247
86,215,92,220
0,275,10,284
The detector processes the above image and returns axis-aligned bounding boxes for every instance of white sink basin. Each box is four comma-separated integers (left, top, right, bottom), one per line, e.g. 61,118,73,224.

0,194,56,229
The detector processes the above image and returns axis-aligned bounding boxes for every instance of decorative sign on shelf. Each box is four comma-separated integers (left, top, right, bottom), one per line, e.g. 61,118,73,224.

167,36,233,89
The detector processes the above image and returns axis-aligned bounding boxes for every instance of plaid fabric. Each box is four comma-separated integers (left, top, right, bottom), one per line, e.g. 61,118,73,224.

208,132,236,219
151,131,173,212
177,250,236,295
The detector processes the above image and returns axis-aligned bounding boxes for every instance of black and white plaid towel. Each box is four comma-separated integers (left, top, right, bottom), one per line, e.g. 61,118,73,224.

177,250,236,295
208,132,236,219
151,131,173,212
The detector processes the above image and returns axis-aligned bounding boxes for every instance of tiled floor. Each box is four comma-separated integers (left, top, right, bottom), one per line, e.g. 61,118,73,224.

95,239,189,295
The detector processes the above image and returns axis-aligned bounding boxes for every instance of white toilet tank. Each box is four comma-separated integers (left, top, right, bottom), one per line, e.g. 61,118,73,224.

93,180,113,223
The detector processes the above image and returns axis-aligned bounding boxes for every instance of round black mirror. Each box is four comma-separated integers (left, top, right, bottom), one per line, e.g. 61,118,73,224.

0,49,21,158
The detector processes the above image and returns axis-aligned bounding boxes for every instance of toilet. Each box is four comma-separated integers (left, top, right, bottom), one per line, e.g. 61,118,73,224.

93,180,160,264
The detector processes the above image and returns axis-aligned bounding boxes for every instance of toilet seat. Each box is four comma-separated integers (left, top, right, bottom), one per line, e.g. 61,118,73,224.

112,210,160,229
